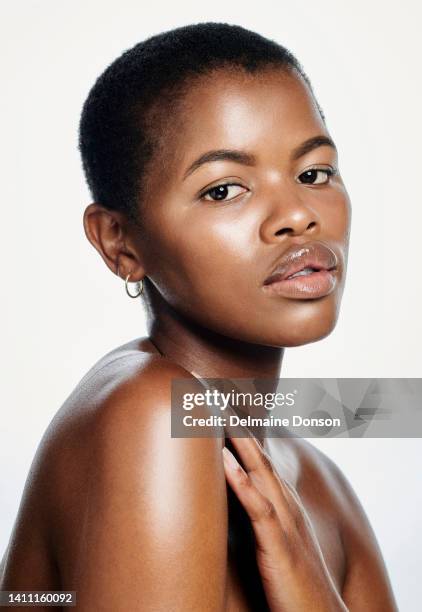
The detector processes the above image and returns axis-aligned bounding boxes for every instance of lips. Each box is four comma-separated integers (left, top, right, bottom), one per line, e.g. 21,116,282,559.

263,241,338,299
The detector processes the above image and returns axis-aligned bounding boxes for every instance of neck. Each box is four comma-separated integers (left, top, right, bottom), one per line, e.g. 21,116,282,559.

146,295,284,379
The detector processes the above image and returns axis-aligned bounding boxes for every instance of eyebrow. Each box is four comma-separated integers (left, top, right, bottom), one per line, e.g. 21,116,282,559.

182,134,337,180
291,135,337,161
183,149,256,180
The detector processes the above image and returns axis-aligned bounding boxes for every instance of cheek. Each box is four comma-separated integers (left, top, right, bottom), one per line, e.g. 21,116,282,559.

170,213,258,293
142,205,259,314
318,183,351,239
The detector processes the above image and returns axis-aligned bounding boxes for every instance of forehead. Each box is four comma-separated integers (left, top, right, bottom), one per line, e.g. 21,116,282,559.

141,67,329,201
169,68,326,165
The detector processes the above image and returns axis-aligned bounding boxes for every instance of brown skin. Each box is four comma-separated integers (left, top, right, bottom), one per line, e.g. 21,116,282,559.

0,68,398,610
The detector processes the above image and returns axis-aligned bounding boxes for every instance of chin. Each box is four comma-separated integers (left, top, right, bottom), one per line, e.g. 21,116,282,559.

276,324,337,348
263,297,342,348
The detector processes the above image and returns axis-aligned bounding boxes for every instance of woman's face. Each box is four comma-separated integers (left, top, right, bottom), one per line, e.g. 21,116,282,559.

135,67,351,347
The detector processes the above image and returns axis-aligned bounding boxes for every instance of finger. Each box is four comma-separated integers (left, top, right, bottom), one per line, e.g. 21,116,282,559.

227,435,267,474
222,447,286,554
228,436,304,514
228,436,292,501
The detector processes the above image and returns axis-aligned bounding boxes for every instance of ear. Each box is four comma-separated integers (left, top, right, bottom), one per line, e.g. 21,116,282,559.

82,203,145,282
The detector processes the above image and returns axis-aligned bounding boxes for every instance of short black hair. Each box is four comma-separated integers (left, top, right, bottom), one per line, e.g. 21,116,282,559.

79,22,323,225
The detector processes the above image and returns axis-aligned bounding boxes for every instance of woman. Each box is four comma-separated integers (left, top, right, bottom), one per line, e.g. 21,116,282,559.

1,23,398,611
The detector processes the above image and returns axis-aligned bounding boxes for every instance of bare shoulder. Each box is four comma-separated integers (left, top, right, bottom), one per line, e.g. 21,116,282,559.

291,437,379,533
285,438,398,611
35,339,198,495
2,339,228,609
44,336,201,452
289,437,385,546
283,437,364,517
0,340,187,583
42,341,228,609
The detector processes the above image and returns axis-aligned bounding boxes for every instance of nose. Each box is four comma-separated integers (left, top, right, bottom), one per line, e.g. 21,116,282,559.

259,192,320,243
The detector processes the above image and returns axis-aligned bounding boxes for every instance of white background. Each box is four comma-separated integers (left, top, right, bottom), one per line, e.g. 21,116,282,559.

1,1,421,609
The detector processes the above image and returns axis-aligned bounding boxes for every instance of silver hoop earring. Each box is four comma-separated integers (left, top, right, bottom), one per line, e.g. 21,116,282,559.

125,274,144,298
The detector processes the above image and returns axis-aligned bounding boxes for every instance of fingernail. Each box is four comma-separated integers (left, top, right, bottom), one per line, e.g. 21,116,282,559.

222,446,239,470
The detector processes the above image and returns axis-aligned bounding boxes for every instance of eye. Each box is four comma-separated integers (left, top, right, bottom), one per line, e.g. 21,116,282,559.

202,183,247,202
298,167,335,185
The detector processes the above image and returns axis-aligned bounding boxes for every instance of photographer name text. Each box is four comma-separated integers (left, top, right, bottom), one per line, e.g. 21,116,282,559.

182,414,341,428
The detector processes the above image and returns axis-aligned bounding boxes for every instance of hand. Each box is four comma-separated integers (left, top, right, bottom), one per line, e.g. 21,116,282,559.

222,436,348,612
